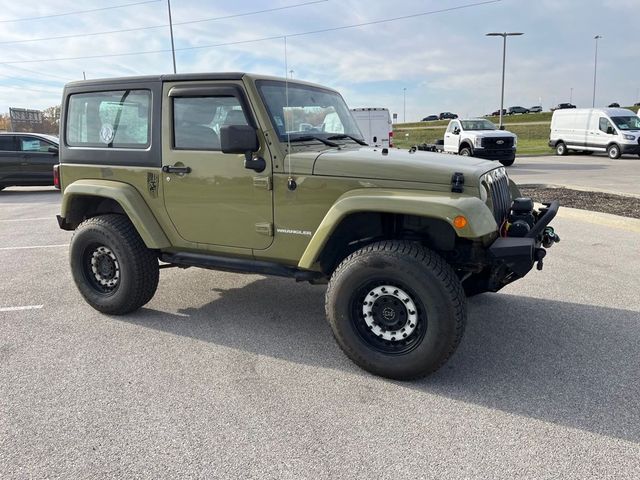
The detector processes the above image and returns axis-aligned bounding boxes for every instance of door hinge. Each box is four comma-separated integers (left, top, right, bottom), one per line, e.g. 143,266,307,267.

255,222,273,236
253,176,272,190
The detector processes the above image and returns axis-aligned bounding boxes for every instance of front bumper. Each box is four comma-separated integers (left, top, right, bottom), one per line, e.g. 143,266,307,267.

473,147,516,161
620,143,640,154
485,200,560,290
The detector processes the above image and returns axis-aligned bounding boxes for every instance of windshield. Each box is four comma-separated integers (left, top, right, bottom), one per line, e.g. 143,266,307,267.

257,80,364,143
460,119,497,131
611,116,640,131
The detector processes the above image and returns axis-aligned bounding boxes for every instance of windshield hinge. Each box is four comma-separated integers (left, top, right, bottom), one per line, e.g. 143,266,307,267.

255,222,274,236
253,176,272,190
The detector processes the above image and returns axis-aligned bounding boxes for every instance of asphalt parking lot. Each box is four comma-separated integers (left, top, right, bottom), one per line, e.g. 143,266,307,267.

509,153,640,196
1,186,640,479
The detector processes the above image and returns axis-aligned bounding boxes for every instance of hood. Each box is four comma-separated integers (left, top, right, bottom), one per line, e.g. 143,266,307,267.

309,147,498,186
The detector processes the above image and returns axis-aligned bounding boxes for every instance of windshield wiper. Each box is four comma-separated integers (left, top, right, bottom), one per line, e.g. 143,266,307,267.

289,135,339,147
327,134,368,145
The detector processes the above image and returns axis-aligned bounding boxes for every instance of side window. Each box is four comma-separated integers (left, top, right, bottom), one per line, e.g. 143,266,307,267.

172,96,248,151
447,122,459,134
19,137,52,152
599,117,614,134
66,89,151,148
0,136,16,151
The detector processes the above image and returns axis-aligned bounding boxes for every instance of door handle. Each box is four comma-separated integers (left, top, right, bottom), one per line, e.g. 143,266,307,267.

162,165,191,174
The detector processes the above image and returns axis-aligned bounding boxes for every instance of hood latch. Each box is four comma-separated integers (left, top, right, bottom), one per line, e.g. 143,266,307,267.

451,172,465,193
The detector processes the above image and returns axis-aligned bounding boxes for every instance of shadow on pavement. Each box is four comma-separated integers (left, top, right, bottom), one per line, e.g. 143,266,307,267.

121,276,640,443
0,188,59,204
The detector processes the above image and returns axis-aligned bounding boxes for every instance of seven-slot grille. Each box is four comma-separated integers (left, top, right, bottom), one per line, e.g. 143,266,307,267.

481,137,514,149
484,168,512,225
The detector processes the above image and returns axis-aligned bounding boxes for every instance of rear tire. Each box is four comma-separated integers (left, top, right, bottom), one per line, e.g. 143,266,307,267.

325,241,467,380
555,142,568,156
607,144,621,159
70,214,159,315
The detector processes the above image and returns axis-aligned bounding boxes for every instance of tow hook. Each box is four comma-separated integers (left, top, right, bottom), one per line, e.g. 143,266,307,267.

542,226,560,248
535,248,547,271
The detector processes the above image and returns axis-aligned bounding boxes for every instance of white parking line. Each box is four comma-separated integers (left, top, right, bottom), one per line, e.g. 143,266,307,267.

0,305,43,312
0,217,53,222
0,244,68,251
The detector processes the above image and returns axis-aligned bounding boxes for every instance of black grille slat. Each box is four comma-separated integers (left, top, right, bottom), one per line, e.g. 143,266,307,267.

488,171,511,225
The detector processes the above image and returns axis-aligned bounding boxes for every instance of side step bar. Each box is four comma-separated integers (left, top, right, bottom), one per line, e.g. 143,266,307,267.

160,251,325,283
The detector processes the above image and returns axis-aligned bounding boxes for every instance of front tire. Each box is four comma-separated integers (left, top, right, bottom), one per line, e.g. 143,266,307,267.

607,144,621,159
325,241,467,380
500,156,515,166
70,214,159,315
459,147,472,156
555,142,568,156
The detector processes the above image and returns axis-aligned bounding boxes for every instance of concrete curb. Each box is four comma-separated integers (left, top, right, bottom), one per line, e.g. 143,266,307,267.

556,206,640,233
518,183,640,200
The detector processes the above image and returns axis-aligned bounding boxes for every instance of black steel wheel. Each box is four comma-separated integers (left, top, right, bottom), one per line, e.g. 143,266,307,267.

326,241,467,380
70,214,159,314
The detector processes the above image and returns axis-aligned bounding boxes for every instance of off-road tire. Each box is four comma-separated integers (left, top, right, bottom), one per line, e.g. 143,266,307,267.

70,214,159,315
555,142,567,156
459,147,472,156
607,144,621,159
325,241,467,380
499,157,515,166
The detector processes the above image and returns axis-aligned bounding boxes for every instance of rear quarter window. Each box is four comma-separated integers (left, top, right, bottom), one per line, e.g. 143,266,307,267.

66,89,151,149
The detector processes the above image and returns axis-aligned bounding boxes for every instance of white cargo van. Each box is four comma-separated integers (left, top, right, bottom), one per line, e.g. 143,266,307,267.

350,108,393,147
549,107,640,159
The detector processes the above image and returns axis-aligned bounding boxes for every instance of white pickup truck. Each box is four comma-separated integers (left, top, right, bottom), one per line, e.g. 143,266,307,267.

418,118,518,166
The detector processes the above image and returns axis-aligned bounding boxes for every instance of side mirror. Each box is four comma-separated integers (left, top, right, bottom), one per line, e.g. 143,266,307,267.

220,125,265,172
607,126,615,135
220,125,259,153
453,128,460,135
48,146,59,154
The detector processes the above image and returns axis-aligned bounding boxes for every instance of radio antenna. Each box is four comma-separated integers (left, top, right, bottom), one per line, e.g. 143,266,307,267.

284,36,292,179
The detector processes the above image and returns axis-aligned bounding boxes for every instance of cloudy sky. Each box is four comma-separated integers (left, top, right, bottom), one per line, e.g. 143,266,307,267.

0,0,638,121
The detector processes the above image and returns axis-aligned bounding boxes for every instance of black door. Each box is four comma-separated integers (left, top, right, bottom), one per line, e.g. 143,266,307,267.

16,135,58,186
0,135,20,187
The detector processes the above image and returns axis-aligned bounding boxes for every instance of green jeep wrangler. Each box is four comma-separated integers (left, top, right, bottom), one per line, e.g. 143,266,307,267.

56,73,559,380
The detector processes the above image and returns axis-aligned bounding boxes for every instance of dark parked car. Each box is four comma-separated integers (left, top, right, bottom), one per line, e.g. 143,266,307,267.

551,103,576,111
421,115,439,122
0,132,59,190
438,112,458,120
608,102,620,108
489,109,507,116
529,105,543,113
508,106,529,115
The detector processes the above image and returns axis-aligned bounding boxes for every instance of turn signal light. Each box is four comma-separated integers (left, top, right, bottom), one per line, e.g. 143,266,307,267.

453,215,468,229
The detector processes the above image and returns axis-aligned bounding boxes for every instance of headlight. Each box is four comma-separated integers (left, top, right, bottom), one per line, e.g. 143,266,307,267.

513,136,518,146
474,137,483,148
623,134,635,141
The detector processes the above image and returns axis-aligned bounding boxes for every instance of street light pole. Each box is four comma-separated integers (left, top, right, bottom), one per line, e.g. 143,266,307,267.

570,87,573,104
167,0,177,74
592,35,602,108
486,32,524,129
403,87,406,123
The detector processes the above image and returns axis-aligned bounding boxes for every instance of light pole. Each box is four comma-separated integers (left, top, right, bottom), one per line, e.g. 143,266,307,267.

486,32,524,128
570,87,573,104
592,35,602,107
403,87,407,123
167,0,177,74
